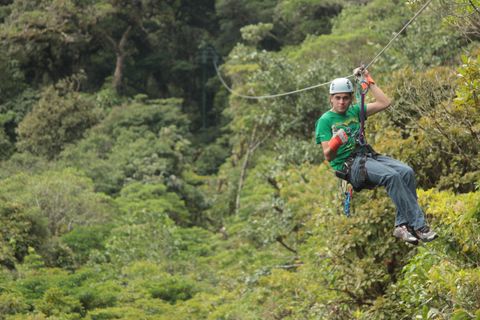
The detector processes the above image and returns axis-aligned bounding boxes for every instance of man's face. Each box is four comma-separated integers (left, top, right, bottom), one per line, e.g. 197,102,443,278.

330,93,352,114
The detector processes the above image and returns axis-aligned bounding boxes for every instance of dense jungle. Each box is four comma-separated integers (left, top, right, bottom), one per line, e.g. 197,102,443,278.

0,0,479,319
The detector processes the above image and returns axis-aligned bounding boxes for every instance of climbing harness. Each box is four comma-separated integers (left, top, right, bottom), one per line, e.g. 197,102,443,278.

213,0,434,100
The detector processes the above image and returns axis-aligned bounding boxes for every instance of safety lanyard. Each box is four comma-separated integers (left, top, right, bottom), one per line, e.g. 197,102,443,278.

356,74,368,147
359,91,366,146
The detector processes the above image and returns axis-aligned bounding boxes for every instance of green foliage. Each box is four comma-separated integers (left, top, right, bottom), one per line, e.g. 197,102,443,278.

419,189,480,262
217,0,342,51
0,1,478,319
441,0,480,41
116,182,189,225
0,88,39,124
236,156,282,245
274,0,342,44
0,201,47,269
148,274,197,303
0,0,99,88
0,152,49,181
60,98,190,194
0,122,14,160
73,280,120,312
194,137,230,175
0,53,25,105
0,88,40,160
454,51,480,120
0,168,115,269
374,59,480,192
35,287,83,318
60,225,112,266
17,83,101,159
332,0,408,39
215,0,278,53
240,22,274,47
0,168,114,237
288,0,410,74
15,267,71,302
105,186,180,265
363,188,480,319
389,1,465,69
0,291,29,317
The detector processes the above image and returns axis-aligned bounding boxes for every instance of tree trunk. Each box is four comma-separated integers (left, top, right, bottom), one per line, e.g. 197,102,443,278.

234,127,256,215
112,26,132,95
234,126,271,214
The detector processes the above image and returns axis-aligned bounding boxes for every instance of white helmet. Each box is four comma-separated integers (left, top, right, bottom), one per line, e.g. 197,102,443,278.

329,78,353,94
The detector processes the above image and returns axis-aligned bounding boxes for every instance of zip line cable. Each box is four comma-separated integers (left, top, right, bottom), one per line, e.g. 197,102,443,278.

213,59,354,100
214,0,434,100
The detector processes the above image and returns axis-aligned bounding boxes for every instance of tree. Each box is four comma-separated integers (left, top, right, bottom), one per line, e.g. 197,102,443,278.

0,168,115,238
0,0,93,85
0,201,48,269
441,0,480,40
59,97,190,194
16,77,101,159
215,0,277,54
273,0,342,45
375,59,480,192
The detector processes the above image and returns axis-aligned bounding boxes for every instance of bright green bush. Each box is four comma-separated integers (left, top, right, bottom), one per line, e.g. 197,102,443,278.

35,287,83,318
364,188,480,319
148,275,197,303
419,189,480,261
74,280,120,312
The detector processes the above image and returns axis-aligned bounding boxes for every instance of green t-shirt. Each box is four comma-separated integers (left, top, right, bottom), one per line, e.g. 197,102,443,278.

315,104,364,170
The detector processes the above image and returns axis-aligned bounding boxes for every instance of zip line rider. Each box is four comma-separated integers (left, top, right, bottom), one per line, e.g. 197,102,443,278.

315,67,437,245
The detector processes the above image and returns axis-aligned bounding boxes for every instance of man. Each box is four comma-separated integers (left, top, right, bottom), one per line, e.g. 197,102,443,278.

315,68,437,244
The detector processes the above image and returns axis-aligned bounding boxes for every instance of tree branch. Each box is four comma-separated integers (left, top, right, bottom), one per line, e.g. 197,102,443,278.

275,235,297,254
468,0,480,16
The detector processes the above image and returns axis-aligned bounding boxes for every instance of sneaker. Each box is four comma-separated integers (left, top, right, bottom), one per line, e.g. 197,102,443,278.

393,225,419,245
414,225,438,242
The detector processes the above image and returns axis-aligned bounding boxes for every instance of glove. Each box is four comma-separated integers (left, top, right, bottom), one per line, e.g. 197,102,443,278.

364,73,375,86
328,129,348,152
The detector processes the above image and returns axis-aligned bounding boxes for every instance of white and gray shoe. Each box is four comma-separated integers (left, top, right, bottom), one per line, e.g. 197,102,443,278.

393,225,419,245
414,225,438,242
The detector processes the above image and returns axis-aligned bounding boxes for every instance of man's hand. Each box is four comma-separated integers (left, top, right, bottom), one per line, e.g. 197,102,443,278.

353,66,364,77
353,66,375,90
328,129,348,152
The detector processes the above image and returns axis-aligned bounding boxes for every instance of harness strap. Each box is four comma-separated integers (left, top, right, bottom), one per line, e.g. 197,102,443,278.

359,90,367,146
336,144,378,191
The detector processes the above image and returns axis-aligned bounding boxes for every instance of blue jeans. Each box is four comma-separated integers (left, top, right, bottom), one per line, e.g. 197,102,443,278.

349,154,425,230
